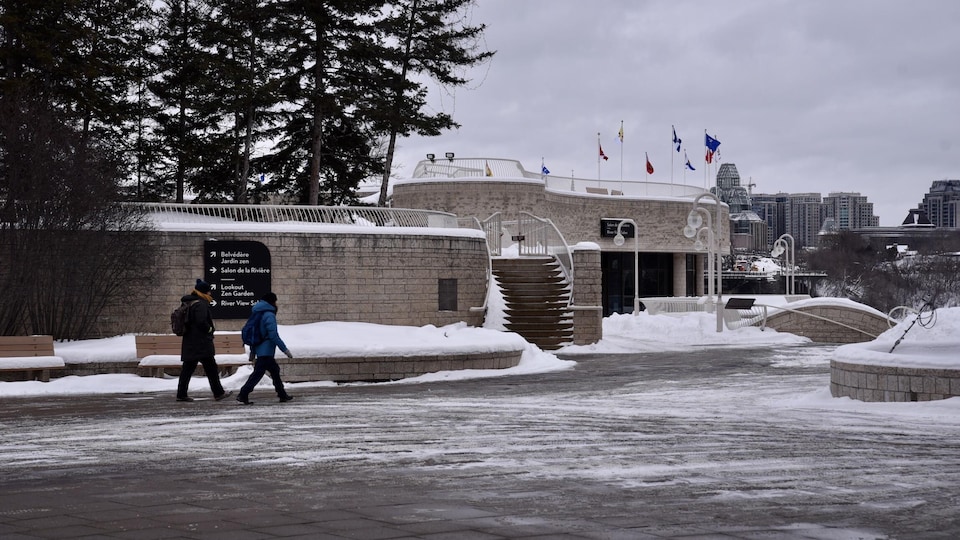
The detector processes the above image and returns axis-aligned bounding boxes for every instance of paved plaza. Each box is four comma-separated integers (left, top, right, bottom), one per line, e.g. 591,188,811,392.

3,345,960,539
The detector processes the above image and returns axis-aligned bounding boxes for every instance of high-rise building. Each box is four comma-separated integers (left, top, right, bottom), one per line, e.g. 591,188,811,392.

822,192,880,230
918,180,960,228
751,193,788,250
712,164,766,251
786,193,823,249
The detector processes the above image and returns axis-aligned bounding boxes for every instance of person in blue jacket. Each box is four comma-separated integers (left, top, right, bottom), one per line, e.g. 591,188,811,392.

237,292,294,404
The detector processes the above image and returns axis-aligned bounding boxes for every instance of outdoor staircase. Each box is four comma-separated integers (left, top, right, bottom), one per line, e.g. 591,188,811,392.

492,257,573,350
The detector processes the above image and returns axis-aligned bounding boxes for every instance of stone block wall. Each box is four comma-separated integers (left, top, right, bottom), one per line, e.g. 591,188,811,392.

280,350,523,383
764,305,890,343
96,230,488,337
571,245,602,345
831,360,960,402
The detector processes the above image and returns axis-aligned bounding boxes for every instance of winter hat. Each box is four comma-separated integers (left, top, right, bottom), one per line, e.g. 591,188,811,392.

262,292,278,305
195,279,212,294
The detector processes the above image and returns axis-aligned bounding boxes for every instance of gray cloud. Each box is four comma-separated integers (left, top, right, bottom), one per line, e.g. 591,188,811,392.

393,0,960,225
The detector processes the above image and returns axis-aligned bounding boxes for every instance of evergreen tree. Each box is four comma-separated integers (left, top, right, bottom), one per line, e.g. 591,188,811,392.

150,0,223,202
371,0,494,207
269,0,383,205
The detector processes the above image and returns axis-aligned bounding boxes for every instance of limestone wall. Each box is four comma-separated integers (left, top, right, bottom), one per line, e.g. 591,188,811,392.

831,360,960,401
392,179,731,256
764,305,890,343
96,230,488,337
571,246,602,345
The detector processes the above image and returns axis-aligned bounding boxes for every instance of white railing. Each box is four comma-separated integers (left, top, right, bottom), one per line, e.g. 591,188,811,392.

131,203,461,229
515,212,574,284
407,158,707,199
480,212,502,256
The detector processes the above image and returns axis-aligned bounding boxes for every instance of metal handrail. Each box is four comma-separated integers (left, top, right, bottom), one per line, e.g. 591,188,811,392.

130,202,461,229
515,212,573,284
480,212,502,256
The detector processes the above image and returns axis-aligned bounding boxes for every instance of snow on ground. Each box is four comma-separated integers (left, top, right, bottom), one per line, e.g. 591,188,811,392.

2,301,958,402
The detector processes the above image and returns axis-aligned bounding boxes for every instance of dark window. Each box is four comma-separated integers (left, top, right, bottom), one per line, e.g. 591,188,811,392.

438,278,457,311
601,252,674,316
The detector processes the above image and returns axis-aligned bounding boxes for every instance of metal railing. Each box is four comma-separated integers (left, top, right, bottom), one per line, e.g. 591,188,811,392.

407,157,706,199
131,203,461,229
513,212,574,283
480,212,503,256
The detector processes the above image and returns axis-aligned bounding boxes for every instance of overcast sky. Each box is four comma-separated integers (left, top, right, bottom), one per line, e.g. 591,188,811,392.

390,0,960,226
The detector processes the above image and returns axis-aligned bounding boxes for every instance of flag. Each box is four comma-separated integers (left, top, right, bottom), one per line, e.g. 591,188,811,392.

645,153,654,174
672,126,681,152
485,161,493,177
541,163,550,175
705,133,721,152
685,151,695,171
599,142,609,161
618,123,624,143
705,133,721,164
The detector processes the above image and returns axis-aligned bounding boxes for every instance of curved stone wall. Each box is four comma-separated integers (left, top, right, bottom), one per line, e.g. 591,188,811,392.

392,178,731,256
764,304,890,343
96,230,489,337
831,359,960,402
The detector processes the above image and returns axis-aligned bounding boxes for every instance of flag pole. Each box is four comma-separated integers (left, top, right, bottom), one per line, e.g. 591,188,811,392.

703,129,707,190
670,125,675,186
619,121,625,192
597,132,601,181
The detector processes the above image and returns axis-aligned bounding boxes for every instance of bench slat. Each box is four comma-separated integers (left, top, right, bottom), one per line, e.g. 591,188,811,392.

0,336,56,357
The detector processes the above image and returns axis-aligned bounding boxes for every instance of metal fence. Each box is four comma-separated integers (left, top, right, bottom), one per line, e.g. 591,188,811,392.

131,203,461,229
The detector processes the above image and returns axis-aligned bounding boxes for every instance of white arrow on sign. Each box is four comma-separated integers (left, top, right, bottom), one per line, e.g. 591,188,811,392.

208,267,217,274
209,251,218,258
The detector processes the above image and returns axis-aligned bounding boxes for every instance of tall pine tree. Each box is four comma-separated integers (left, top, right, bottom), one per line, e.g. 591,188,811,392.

371,0,493,207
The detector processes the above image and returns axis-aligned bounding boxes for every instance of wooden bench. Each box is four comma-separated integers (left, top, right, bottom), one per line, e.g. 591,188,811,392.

0,335,66,382
135,334,249,378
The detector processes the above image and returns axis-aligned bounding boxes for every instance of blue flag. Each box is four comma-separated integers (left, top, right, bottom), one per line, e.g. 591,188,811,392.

541,164,551,175
672,126,682,152
705,133,721,152
684,151,695,171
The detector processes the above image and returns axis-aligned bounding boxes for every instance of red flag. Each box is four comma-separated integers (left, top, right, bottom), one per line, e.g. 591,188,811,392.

705,149,714,164
599,143,609,161
646,153,654,174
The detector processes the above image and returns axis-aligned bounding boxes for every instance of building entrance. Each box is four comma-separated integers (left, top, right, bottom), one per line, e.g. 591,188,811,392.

601,252,674,316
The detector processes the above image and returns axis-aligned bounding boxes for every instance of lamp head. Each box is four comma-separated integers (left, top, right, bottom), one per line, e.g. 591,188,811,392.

426,153,435,162
682,225,697,239
687,211,703,229
613,234,625,246
693,239,705,251
771,244,784,257
445,152,455,161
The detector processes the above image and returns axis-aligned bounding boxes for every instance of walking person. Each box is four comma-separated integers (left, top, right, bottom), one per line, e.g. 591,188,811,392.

177,279,233,402
237,292,294,405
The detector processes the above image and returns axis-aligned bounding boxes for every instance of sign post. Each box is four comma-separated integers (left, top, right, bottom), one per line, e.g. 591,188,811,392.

204,240,271,319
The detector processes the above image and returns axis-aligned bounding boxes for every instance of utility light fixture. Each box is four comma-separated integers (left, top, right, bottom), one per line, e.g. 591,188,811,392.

426,153,435,162
445,152,455,161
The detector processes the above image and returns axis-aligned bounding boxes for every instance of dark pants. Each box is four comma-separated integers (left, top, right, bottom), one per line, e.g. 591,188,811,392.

239,356,288,399
177,357,226,398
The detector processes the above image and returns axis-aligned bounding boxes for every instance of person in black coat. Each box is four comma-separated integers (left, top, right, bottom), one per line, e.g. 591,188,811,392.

177,279,233,402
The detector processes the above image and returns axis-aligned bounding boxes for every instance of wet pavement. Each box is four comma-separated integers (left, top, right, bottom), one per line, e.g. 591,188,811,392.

2,345,960,539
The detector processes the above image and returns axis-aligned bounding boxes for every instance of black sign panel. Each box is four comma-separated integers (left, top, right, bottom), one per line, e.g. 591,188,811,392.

204,240,271,319
600,219,635,238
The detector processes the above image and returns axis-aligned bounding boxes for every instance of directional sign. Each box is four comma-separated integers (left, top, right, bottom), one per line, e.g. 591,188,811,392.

204,240,271,319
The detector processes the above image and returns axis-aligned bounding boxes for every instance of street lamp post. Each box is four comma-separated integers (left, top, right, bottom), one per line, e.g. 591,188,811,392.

682,193,724,332
613,218,640,316
771,233,795,296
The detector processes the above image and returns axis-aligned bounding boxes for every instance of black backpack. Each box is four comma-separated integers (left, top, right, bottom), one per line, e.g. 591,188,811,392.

170,301,193,336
